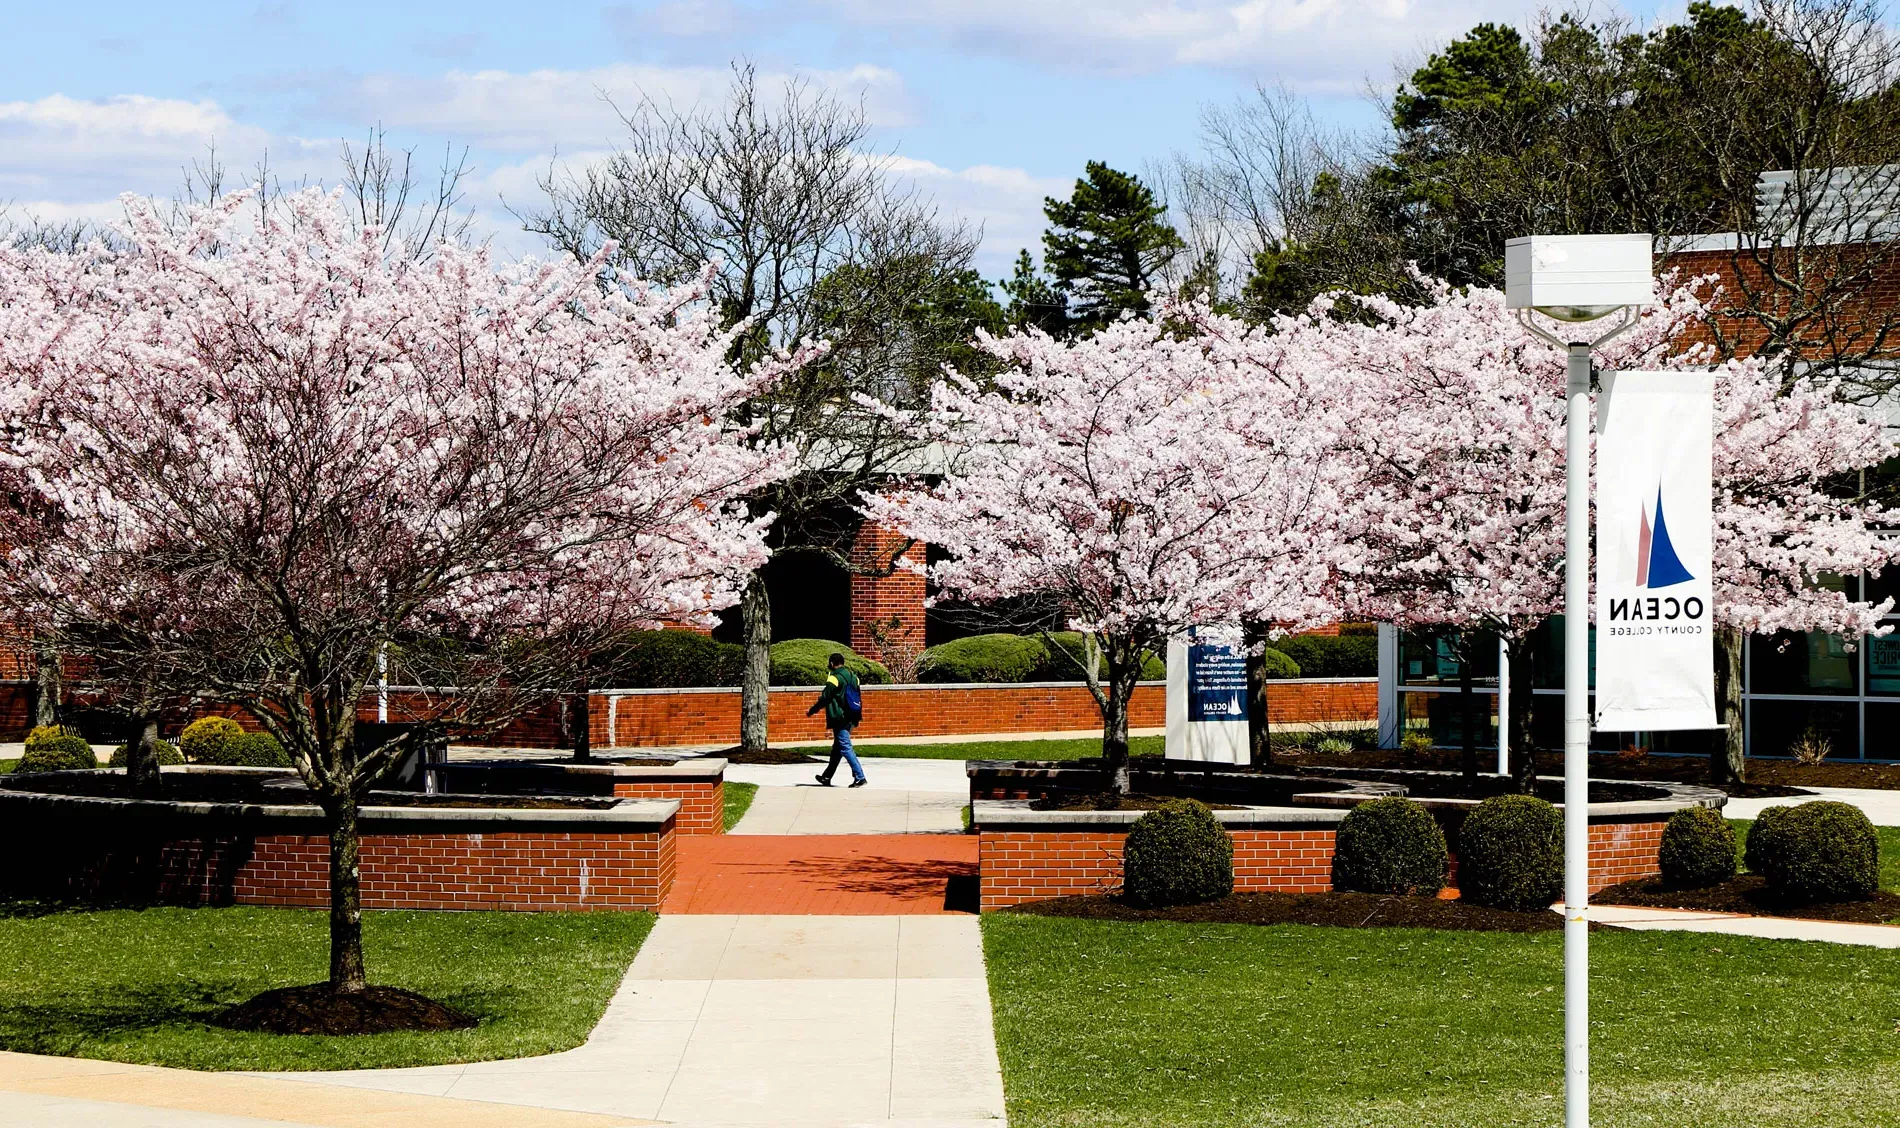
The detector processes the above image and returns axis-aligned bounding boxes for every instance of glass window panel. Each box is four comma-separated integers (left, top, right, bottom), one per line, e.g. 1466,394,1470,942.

1750,631,1858,696
1530,617,1596,690
1528,692,1623,751
1748,699,1860,759
1868,634,1900,697
1865,703,1899,761
1398,629,1498,688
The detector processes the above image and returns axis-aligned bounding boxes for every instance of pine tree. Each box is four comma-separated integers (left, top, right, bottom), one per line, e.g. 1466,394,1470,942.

1000,250,1068,337
1041,162,1184,332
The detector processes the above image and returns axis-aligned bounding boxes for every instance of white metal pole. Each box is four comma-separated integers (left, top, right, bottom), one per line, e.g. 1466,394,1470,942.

377,643,389,725
1497,634,1510,776
1563,341,1592,1128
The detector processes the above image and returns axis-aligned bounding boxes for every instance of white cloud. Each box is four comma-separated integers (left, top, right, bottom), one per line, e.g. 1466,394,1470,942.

882,155,1069,277
805,0,1529,89
0,94,281,202
316,61,918,153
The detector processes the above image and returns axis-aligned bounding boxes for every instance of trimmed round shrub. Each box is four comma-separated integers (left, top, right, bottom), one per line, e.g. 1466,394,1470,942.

918,634,1048,683
1332,797,1448,895
597,629,744,688
1457,794,1563,911
1122,799,1234,907
1743,803,1796,876
1259,647,1301,679
179,716,245,763
1657,806,1737,889
1749,801,1878,903
15,733,98,773
24,724,79,753
1039,632,1165,682
768,639,889,687
1270,633,1378,678
107,739,183,768
195,730,293,768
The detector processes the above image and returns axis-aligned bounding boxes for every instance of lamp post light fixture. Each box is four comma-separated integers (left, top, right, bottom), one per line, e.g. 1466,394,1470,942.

1504,233,1654,1128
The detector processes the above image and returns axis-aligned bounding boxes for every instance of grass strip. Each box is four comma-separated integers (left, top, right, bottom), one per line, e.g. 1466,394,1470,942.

0,905,653,1072
723,780,759,830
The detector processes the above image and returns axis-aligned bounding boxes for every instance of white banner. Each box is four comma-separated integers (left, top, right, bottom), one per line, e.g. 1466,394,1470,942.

1594,370,1719,731
1165,629,1248,763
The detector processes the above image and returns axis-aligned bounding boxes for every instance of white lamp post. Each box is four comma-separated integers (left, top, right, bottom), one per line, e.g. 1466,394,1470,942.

1505,233,1653,1128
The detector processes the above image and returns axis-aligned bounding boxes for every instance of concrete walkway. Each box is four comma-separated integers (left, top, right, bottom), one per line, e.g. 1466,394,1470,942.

282,915,1006,1128
730,782,966,836
1722,784,1900,826
726,756,972,795
1584,903,1900,947
0,1051,654,1127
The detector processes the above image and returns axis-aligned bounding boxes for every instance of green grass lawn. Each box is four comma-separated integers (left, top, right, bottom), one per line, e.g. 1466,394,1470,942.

724,780,759,830
985,913,1900,1128
0,905,653,1071
855,735,1164,760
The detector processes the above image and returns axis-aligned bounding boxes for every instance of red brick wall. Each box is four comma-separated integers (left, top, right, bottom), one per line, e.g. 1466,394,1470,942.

848,524,926,662
230,828,676,911
611,779,724,835
594,680,1377,749
977,819,1667,910
0,685,32,741
1664,246,1900,363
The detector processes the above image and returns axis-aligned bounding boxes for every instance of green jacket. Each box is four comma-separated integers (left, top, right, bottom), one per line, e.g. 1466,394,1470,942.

808,666,862,730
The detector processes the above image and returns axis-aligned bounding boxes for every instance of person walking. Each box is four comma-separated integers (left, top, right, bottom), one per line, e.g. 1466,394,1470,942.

810,651,867,787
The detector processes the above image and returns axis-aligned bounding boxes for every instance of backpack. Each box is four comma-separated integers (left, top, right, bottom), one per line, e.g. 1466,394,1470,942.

840,679,862,720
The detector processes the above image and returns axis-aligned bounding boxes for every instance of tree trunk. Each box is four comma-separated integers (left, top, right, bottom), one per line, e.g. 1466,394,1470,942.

1101,678,1133,796
328,792,368,994
1713,626,1746,785
1244,622,1272,768
1457,634,1478,784
739,572,771,755
33,642,60,728
126,715,162,797
1507,634,1539,793
571,684,592,763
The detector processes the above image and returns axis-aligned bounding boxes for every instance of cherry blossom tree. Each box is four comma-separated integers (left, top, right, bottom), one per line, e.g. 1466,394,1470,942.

863,312,1350,793
1212,276,1895,785
0,188,804,1005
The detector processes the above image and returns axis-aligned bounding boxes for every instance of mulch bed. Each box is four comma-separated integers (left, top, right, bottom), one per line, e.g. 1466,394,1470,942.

1030,793,1246,812
213,983,476,1035
1596,874,1900,925
712,746,820,765
363,793,618,810
1010,891,1567,932
1280,746,1830,797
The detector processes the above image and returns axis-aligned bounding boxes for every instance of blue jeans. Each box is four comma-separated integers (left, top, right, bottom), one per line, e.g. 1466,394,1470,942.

824,727,865,783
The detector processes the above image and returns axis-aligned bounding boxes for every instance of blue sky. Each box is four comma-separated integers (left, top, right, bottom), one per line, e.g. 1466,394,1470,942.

2,0,1676,275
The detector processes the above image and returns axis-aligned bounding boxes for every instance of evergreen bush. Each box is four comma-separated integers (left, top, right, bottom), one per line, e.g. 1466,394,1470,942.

596,629,744,688
768,639,889,686
917,634,1049,683
1657,806,1737,889
1040,632,1166,682
196,730,292,768
1457,794,1563,911
179,716,246,763
16,732,98,773
1331,797,1448,895
1269,633,1378,677
1122,799,1234,907
1749,801,1878,903
107,739,183,767
23,724,80,753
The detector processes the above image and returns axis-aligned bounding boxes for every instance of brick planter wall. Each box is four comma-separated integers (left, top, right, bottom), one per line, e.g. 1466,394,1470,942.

232,829,675,911
433,759,728,836
973,804,1677,911
610,779,723,836
0,780,680,912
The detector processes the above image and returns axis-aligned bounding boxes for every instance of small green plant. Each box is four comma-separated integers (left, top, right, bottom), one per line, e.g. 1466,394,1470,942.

1748,801,1878,903
1788,726,1833,767
108,739,183,767
1657,806,1737,889
179,716,246,763
1456,794,1563,911
15,732,97,773
1400,731,1435,761
1331,798,1447,895
1122,799,1234,908
1314,736,1354,756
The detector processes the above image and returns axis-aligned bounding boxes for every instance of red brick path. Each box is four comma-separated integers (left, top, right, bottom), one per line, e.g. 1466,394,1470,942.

663,834,979,915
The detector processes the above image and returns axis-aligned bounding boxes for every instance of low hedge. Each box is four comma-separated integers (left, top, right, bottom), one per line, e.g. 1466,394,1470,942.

179,716,246,763
108,739,183,767
23,725,80,754
1331,797,1447,895
1748,801,1878,903
769,639,889,687
1456,794,1563,911
1122,799,1234,908
198,730,293,768
1658,806,1737,889
1269,633,1378,678
917,633,1048,683
1041,632,1166,683
597,629,744,688
15,733,97,773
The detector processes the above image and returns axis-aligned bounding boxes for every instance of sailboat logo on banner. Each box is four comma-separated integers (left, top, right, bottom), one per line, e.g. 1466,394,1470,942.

1635,486,1695,589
